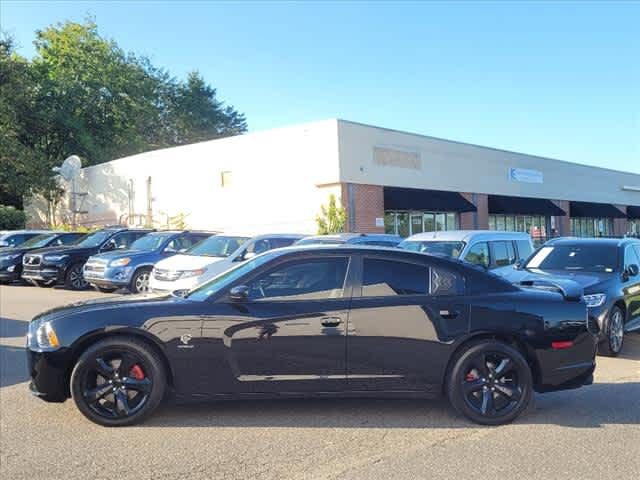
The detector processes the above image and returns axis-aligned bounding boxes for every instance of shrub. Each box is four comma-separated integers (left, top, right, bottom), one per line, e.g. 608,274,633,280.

0,205,26,229
316,194,347,234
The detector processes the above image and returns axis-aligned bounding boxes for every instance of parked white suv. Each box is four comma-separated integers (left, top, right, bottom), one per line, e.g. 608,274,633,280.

148,233,305,292
398,230,534,270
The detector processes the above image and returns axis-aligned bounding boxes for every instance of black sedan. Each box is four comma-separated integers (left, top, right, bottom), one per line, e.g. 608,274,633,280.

27,246,598,426
497,237,640,356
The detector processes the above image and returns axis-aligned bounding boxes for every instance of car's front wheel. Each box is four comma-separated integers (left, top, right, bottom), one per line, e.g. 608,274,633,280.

447,340,533,425
599,306,625,357
70,337,166,426
129,267,152,294
64,263,89,290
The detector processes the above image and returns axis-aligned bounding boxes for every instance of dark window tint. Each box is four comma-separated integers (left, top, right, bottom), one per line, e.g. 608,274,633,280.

362,258,428,296
268,237,298,249
59,233,84,245
248,257,348,300
2,233,37,247
107,231,147,250
165,235,197,252
359,240,399,247
516,239,534,260
493,241,516,267
465,242,490,268
430,266,464,296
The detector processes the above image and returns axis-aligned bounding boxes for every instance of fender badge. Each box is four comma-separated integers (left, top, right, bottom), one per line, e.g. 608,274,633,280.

178,333,194,349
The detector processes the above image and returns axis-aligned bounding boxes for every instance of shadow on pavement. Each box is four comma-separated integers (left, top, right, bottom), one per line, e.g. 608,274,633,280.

144,381,640,430
0,344,28,387
0,317,28,338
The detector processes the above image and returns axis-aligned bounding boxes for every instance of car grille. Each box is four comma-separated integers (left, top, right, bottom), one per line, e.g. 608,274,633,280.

84,259,107,273
153,268,181,281
23,255,41,266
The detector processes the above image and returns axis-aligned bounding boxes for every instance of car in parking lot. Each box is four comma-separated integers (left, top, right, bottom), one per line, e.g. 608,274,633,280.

0,231,85,283
27,245,597,427
295,233,402,247
496,237,640,356
148,233,304,293
22,226,153,290
398,230,534,270
0,229,51,248
83,230,215,293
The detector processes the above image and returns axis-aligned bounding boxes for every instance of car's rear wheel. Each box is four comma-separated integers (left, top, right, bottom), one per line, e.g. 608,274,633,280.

130,268,152,294
65,263,89,290
599,306,624,357
70,337,166,426
447,340,533,425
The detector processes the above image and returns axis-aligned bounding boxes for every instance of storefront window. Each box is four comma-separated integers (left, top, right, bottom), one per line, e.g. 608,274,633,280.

570,218,614,237
385,210,459,237
629,220,640,236
489,214,551,245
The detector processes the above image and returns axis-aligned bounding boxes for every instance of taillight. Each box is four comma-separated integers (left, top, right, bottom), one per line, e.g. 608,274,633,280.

551,341,573,350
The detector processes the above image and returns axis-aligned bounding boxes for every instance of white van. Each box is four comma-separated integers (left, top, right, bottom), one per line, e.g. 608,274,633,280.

398,230,534,270
148,233,304,293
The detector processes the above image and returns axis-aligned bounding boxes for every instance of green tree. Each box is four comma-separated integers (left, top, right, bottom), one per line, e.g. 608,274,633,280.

316,194,347,234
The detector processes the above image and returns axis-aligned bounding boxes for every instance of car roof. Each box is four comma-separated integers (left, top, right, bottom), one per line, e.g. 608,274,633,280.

217,233,307,240
299,233,401,243
545,237,639,247
404,230,532,243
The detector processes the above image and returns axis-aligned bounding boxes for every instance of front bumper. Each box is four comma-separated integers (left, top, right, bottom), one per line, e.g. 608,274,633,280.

21,264,64,284
83,265,134,288
149,274,201,293
27,346,72,402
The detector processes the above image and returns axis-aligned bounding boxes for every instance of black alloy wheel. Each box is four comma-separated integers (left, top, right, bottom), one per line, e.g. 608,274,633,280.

599,306,625,357
71,338,166,426
65,263,89,290
447,340,532,425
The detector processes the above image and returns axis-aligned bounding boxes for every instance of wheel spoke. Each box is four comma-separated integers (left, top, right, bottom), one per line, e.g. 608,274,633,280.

463,378,485,395
95,358,114,379
474,354,491,378
480,389,495,415
494,358,513,377
495,383,521,401
114,390,131,417
84,384,112,404
117,353,137,377
122,377,151,394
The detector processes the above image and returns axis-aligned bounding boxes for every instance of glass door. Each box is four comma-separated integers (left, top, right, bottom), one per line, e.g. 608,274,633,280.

410,212,424,235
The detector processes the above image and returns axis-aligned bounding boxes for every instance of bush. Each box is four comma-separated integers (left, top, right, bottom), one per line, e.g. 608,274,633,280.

0,205,26,229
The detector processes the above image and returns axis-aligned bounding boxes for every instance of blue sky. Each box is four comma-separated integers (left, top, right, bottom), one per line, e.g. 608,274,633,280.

2,1,638,172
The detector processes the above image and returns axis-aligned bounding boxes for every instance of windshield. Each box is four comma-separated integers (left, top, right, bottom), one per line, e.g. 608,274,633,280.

525,244,619,272
19,234,57,249
75,230,113,248
296,237,344,245
187,251,278,301
130,233,173,251
399,240,465,259
186,235,249,257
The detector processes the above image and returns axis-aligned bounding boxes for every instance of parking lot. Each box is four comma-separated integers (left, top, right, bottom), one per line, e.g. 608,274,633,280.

1,284,639,480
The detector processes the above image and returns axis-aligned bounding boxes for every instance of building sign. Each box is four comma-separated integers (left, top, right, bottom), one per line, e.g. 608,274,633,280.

509,168,543,184
373,147,421,170
375,217,385,227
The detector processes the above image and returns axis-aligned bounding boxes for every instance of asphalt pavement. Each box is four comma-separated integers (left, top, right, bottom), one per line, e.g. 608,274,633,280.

1,284,639,480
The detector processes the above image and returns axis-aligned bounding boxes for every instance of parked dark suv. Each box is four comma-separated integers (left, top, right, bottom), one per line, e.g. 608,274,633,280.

0,231,85,283
22,227,153,290
498,237,640,356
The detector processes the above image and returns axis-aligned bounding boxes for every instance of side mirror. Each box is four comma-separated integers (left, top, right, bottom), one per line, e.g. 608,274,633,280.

514,259,526,270
626,264,639,277
229,285,249,302
102,241,116,251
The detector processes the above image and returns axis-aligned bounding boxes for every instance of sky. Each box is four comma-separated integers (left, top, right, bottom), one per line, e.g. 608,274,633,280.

1,0,639,172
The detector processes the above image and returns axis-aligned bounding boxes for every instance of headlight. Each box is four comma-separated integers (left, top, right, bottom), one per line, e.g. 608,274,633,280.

180,268,206,279
583,293,606,308
110,257,131,267
35,322,60,349
44,254,68,262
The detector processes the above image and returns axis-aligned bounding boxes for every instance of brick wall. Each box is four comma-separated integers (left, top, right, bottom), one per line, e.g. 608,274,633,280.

459,192,488,229
343,183,385,233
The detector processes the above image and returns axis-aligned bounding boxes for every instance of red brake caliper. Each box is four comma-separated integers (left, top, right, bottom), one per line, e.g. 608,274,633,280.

130,364,145,380
465,370,477,382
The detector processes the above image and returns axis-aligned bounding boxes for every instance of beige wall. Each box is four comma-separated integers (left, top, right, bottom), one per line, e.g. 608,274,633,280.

336,120,640,207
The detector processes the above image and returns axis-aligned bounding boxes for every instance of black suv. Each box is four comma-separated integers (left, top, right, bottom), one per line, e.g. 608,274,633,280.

499,237,640,356
22,227,153,290
0,231,85,283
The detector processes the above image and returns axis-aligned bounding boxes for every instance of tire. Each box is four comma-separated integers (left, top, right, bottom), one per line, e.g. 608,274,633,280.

65,263,89,290
70,337,166,427
94,285,118,293
129,267,152,294
446,340,533,426
599,306,625,357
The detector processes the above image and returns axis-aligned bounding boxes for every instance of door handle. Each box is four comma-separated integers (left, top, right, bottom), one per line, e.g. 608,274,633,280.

321,317,342,327
439,310,460,320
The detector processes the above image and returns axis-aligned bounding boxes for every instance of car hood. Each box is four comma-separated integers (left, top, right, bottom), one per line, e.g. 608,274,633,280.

32,292,177,324
496,267,615,292
28,245,96,257
154,254,225,271
0,246,30,255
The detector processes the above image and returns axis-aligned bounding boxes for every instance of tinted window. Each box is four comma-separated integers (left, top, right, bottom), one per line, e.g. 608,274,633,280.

516,239,533,260
164,235,196,252
59,233,84,245
108,232,139,249
269,237,298,249
247,258,348,301
188,235,249,257
526,244,618,272
465,242,490,268
492,241,516,267
76,230,114,248
359,240,399,247
2,233,35,247
399,240,465,259
19,234,56,248
362,258,428,296
132,233,175,251
430,266,464,296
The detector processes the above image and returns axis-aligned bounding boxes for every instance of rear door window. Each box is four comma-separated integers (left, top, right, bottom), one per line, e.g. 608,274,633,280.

464,242,490,268
362,258,428,296
492,241,516,267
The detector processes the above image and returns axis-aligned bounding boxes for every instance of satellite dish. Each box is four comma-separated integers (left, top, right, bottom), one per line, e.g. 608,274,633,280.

53,155,82,181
